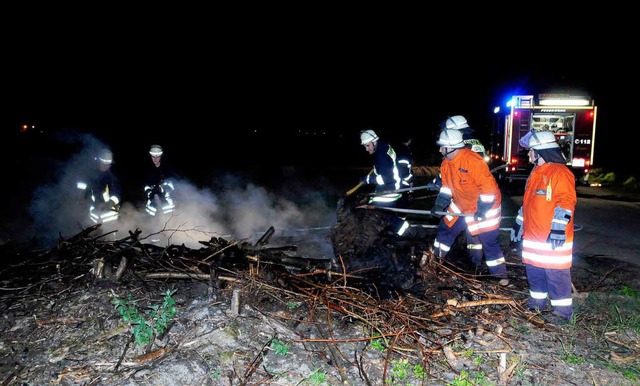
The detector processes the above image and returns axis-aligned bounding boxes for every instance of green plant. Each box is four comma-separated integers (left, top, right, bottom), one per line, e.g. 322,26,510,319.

508,319,531,335
448,370,472,386
621,368,639,382
270,338,289,356
622,176,640,192
472,371,494,386
287,301,299,310
413,364,426,379
390,358,410,381
308,368,327,385
447,370,495,386
112,289,177,345
610,304,640,333
619,285,640,299
371,337,386,352
559,339,585,365
460,349,474,358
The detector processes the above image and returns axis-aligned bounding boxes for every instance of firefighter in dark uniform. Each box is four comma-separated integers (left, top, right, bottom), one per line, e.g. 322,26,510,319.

76,149,121,226
359,129,410,237
144,144,176,218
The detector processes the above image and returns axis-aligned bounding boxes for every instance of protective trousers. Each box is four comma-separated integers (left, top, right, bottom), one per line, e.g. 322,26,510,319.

525,265,573,320
433,218,507,278
371,195,410,237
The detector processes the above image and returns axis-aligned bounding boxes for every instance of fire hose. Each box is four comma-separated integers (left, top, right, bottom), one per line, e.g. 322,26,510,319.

357,205,583,231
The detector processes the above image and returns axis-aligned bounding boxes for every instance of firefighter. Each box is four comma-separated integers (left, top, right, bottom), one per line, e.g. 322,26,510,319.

359,129,410,237
510,130,576,324
431,116,493,269
76,149,121,225
431,129,508,284
143,144,176,218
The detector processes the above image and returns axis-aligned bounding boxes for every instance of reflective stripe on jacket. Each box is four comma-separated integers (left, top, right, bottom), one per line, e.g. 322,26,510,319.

440,148,501,235
521,163,577,269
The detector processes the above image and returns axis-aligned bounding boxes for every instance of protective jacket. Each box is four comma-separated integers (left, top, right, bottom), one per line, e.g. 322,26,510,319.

439,148,501,235
394,142,413,188
143,158,176,216
77,168,121,224
362,141,402,204
520,163,576,269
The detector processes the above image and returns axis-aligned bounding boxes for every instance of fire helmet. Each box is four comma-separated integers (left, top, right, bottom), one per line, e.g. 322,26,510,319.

436,129,465,148
98,149,113,165
440,115,470,130
527,131,559,150
149,144,163,156
360,129,379,145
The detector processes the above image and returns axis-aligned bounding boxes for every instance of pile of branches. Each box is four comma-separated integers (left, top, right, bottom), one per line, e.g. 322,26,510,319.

0,222,545,384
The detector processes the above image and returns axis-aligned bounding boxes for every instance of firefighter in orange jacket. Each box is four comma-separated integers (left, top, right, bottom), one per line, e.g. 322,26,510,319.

510,130,576,322
431,128,508,283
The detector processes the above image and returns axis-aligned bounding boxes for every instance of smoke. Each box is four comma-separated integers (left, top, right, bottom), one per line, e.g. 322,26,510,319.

25,134,338,252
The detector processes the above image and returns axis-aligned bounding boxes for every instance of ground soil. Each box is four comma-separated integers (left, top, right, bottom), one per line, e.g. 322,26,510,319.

1,208,639,386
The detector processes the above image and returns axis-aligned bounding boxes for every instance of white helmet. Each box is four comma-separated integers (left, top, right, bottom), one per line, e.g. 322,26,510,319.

436,129,465,148
528,131,559,150
360,129,379,145
441,115,470,130
98,149,113,164
149,144,163,156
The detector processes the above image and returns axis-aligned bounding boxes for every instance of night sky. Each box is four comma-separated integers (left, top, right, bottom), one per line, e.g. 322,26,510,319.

4,35,632,182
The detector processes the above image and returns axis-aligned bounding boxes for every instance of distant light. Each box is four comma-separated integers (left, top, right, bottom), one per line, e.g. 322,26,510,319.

539,98,589,106
493,106,500,114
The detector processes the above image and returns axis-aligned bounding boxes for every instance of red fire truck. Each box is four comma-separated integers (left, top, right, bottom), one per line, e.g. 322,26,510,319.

490,93,597,185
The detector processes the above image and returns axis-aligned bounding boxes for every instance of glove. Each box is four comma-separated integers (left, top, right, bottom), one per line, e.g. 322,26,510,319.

430,193,452,219
547,206,572,250
425,175,442,191
510,222,523,242
547,229,566,250
474,198,493,221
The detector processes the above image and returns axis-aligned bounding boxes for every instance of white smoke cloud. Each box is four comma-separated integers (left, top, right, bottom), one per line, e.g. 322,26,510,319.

26,135,337,254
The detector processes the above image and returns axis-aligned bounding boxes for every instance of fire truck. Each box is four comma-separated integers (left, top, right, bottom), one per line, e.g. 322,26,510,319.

490,93,597,185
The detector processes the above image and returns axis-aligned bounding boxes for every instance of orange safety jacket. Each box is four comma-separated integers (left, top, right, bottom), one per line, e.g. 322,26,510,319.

439,148,501,236
521,163,577,269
